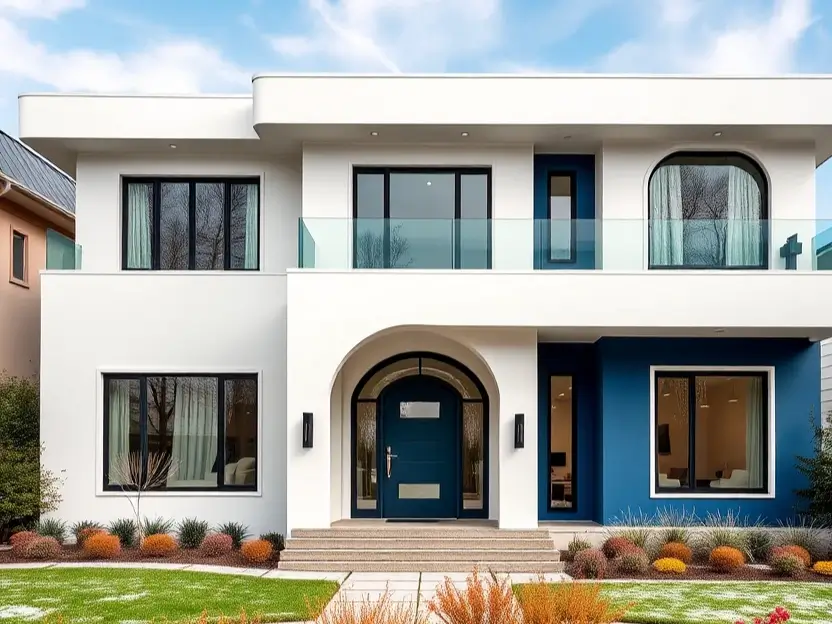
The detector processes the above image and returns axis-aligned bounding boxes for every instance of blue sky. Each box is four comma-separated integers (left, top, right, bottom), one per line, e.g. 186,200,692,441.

2,0,832,216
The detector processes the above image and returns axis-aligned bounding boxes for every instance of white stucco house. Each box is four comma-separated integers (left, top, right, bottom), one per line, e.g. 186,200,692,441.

22,75,832,543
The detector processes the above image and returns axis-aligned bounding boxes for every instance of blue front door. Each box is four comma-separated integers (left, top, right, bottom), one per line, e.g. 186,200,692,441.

380,376,459,518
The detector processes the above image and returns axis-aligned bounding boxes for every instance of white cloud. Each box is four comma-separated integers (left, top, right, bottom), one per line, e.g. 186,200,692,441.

602,0,814,74
0,0,85,19
269,0,501,72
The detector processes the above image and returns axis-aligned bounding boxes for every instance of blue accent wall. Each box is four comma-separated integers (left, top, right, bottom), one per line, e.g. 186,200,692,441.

596,338,820,524
533,154,596,270
538,343,599,521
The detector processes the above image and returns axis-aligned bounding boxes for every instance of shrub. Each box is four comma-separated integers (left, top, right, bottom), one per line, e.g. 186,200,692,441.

776,518,829,563
141,517,174,537
709,545,745,572
10,530,38,551
23,536,61,560
747,529,775,563
614,528,652,550
602,536,637,559
71,520,103,545
563,535,592,562
216,521,250,549
108,518,137,548
769,551,804,577
83,532,121,559
770,545,811,567
177,518,210,550
140,533,178,557
427,569,521,624
241,539,274,564
795,408,832,525
812,561,832,575
736,606,791,624
695,527,751,562
659,541,692,564
652,557,686,574
516,579,631,624
36,518,67,544
568,548,607,579
658,526,691,547
77,527,106,547
617,548,649,574
200,533,234,557
260,532,285,553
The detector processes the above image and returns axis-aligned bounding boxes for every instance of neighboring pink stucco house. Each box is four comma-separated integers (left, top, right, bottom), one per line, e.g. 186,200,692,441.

0,130,75,378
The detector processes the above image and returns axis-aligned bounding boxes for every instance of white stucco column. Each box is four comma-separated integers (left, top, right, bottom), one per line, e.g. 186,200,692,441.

473,329,539,529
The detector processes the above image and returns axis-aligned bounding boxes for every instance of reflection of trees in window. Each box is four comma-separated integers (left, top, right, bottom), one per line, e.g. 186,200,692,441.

355,224,413,268
160,183,189,270
678,165,730,266
195,183,224,269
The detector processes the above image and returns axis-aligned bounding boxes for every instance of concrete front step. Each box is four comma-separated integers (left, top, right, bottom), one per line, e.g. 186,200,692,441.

281,549,558,562
291,528,550,540
278,560,565,573
285,537,555,551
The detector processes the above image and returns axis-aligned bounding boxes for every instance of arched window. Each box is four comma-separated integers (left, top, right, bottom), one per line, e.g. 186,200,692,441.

648,152,768,268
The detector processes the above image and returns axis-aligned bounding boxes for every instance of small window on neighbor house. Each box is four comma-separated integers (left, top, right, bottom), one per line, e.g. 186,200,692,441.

11,230,26,284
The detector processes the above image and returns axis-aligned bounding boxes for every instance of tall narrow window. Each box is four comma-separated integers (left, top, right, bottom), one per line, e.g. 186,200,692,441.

123,178,260,271
655,372,768,493
648,153,767,269
549,376,575,509
548,174,576,262
10,230,27,284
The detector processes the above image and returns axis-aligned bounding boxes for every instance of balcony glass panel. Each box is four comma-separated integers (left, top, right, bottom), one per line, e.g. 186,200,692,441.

46,229,82,270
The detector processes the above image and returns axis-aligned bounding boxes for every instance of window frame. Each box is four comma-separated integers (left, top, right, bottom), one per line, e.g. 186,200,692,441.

547,172,577,263
647,151,769,270
9,227,28,287
351,166,493,269
546,374,578,512
650,367,773,498
102,372,259,492
121,177,261,271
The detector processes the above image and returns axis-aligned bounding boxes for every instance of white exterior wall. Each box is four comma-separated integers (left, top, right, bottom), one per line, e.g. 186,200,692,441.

41,154,300,536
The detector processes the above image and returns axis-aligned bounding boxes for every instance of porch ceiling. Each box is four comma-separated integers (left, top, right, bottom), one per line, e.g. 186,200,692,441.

536,327,831,342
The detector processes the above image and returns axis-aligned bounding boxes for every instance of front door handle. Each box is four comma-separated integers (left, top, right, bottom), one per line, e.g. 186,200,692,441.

386,446,398,478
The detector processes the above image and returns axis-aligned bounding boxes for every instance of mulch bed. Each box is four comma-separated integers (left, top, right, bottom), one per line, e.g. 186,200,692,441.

604,565,832,583
0,544,279,569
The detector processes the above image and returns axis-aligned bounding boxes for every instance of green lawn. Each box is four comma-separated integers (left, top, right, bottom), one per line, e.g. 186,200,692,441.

0,568,339,623
596,581,832,624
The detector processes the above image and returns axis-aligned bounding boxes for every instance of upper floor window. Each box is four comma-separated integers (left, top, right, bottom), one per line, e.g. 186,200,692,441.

123,178,260,270
353,167,491,269
10,228,28,286
648,152,768,269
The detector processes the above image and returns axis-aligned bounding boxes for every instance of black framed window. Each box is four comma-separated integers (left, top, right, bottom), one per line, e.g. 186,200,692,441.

548,376,576,510
548,174,576,262
122,178,260,270
654,371,768,494
352,167,491,269
103,374,258,491
11,230,27,283
648,152,768,269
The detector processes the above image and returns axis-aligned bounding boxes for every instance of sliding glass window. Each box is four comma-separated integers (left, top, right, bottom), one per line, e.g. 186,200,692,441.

104,374,258,491
123,178,260,270
353,168,491,269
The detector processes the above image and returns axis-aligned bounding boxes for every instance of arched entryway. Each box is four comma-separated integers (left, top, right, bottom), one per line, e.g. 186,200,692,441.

351,352,489,519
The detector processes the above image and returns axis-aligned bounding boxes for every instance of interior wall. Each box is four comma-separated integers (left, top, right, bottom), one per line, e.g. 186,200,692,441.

549,377,573,476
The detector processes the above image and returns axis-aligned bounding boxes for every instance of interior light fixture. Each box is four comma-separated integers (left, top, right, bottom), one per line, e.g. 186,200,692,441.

728,381,739,403
713,131,723,137
426,181,432,186
461,131,469,137
663,392,671,397
558,392,565,398
700,404,710,409
370,131,379,136
169,144,177,149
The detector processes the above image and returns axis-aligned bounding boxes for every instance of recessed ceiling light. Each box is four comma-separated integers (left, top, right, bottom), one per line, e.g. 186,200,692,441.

713,131,722,137
461,131,469,137
426,181,432,186
370,131,379,136
169,144,177,149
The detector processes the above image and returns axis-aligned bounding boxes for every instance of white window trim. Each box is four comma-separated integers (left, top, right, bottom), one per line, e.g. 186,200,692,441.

649,365,775,500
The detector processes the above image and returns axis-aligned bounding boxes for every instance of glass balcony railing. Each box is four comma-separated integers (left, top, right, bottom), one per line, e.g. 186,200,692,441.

45,229,82,270
298,217,832,271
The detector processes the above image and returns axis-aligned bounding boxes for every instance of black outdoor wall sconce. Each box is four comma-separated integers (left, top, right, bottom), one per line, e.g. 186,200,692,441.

302,412,314,448
514,413,525,448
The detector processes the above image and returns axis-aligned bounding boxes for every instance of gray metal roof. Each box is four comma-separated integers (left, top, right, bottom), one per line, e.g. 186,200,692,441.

0,130,75,214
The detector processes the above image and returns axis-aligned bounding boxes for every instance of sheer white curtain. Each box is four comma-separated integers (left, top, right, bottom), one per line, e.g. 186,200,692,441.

244,184,259,269
168,379,219,485
649,165,684,266
108,380,131,485
127,184,152,268
725,167,762,267
746,376,764,489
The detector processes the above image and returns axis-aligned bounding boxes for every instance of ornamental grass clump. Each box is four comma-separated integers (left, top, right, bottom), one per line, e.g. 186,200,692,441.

652,557,686,574
259,532,285,553
709,545,745,573
602,536,637,559
769,551,805,577
76,527,106,547
563,535,592,562
770,545,811,567
177,518,210,550
200,532,234,557
427,569,520,624
812,561,832,575
516,578,632,624
108,518,137,548
568,548,608,579
616,548,650,575
658,541,692,564
241,539,273,564
311,589,424,624
36,518,67,544
83,532,121,559
216,522,250,549
23,536,61,560
140,533,178,557
70,520,102,545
